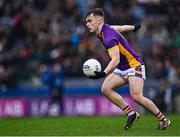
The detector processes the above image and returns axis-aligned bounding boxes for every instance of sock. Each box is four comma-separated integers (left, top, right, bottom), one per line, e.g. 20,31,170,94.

123,105,135,117
156,111,166,121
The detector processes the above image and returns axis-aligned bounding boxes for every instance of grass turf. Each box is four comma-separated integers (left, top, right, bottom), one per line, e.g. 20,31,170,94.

0,114,179,136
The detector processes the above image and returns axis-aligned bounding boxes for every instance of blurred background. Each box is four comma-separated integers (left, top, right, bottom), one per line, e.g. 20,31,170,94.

0,0,179,117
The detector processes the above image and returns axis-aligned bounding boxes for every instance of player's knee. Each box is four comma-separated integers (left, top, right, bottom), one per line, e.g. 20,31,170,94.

131,92,141,102
101,85,111,97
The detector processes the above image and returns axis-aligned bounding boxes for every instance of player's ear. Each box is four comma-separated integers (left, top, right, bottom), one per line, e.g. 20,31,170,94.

97,17,103,24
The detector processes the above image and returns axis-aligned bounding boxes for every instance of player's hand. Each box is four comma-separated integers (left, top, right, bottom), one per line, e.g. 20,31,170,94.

133,24,141,32
88,71,106,79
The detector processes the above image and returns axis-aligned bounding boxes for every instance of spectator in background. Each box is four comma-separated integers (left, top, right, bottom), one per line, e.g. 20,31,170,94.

156,79,174,113
41,63,65,115
0,0,178,91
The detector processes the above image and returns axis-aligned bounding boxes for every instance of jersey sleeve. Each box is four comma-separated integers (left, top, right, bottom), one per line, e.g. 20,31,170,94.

105,38,119,49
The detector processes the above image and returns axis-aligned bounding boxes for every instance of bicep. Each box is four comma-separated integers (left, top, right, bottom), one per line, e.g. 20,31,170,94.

107,45,120,60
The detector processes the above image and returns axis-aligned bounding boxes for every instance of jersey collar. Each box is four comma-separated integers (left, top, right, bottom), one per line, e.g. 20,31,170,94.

97,24,105,40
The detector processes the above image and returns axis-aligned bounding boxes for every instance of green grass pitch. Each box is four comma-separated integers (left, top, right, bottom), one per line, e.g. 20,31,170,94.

0,114,179,136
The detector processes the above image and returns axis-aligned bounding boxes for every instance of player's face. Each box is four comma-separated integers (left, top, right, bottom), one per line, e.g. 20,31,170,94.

86,14,100,33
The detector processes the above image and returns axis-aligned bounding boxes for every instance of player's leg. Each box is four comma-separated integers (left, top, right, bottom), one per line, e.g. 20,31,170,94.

128,77,160,114
101,72,128,109
101,73,140,130
128,76,170,129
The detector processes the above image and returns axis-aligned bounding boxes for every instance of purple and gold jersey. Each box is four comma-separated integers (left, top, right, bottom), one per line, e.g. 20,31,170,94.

98,24,144,71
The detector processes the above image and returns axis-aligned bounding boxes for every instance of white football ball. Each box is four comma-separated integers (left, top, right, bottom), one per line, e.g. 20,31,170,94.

83,59,102,77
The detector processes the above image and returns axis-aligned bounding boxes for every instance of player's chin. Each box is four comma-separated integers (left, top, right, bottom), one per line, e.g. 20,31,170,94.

88,29,94,33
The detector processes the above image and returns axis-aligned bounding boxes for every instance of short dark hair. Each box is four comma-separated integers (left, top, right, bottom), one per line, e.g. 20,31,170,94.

86,8,104,18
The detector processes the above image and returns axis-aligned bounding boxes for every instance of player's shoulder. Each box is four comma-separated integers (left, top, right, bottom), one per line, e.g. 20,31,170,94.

103,23,115,33
103,24,116,39
102,28,118,48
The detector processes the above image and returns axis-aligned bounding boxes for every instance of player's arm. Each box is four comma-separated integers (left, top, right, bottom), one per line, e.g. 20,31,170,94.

89,45,120,79
104,46,120,75
111,24,141,33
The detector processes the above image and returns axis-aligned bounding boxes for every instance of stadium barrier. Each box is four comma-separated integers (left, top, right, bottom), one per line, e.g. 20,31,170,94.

0,78,179,117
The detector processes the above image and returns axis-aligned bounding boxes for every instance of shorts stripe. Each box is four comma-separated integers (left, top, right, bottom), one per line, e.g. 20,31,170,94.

135,70,142,74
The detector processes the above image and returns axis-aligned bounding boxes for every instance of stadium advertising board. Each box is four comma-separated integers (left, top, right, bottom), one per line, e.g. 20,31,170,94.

0,98,28,117
63,96,134,115
0,96,134,117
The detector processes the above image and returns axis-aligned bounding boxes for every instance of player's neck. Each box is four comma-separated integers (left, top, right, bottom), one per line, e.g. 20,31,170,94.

96,23,104,35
